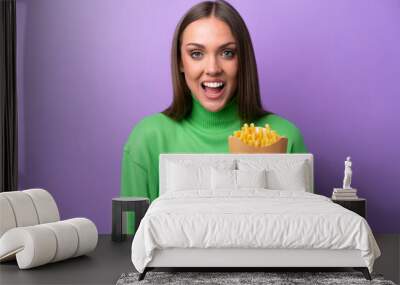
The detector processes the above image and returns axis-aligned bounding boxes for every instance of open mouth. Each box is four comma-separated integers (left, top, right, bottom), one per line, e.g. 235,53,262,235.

201,82,225,97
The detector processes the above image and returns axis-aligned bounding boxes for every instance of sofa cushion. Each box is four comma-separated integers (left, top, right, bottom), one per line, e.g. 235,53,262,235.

0,192,39,227
23,189,60,224
0,189,60,238
0,218,97,269
0,196,17,237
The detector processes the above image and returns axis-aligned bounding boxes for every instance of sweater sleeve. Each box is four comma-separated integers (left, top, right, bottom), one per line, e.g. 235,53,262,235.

120,148,149,234
289,128,308,153
121,148,149,198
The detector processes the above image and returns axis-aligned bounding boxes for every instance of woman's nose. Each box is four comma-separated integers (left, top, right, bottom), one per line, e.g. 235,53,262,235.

205,56,222,75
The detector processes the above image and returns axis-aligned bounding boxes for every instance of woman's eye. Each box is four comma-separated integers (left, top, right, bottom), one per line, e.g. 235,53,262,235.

222,50,235,58
190,51,203,59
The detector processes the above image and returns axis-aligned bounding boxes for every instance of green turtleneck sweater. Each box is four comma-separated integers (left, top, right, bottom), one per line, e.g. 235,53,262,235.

120,95,307,233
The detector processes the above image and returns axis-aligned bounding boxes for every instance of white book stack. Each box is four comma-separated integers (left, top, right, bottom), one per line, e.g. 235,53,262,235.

332,188,358,200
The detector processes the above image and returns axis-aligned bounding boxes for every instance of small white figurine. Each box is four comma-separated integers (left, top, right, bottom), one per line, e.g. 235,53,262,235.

342,156,352,189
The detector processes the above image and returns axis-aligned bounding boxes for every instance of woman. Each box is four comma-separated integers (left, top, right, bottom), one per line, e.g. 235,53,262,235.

121,0,307,233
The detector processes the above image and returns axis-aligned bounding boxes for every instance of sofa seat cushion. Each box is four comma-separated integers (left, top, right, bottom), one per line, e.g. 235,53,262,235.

0,218,98,269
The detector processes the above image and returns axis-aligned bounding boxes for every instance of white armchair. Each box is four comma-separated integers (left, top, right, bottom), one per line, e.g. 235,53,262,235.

0,188,98,269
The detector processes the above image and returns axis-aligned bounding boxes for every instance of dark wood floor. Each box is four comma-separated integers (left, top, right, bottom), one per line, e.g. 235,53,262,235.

0,235,134,285
0,234,399,285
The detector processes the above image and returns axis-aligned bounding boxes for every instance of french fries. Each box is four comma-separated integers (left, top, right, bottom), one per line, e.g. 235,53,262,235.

232,123,281,147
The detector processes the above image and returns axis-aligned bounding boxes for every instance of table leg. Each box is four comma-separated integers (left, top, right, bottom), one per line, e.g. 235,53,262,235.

112,201,124,242
134,201,149,233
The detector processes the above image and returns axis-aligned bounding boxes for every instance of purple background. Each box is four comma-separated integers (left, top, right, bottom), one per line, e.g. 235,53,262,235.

16,0,400,233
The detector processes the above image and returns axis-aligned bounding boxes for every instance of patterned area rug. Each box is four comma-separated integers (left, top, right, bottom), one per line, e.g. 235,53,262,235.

116,271,396,285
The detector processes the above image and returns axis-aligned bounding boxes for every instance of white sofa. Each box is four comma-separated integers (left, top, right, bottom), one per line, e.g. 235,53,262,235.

0,188,98,269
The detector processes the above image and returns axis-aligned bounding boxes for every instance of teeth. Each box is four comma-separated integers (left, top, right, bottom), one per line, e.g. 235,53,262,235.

203,82,224,88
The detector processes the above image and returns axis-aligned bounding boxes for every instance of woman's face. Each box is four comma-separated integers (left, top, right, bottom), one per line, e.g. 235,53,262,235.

180,17,238,112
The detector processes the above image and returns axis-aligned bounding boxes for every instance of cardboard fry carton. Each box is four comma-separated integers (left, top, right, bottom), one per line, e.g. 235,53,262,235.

228,136,288,153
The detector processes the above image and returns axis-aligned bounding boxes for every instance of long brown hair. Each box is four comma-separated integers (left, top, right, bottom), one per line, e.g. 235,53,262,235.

162,0,271,123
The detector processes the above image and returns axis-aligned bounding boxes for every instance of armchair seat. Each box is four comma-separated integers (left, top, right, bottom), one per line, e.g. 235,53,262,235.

0,189,98,269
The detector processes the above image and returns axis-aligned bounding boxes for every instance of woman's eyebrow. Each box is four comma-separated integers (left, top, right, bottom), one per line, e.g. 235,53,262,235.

219,42,237,48
185,42,236,48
